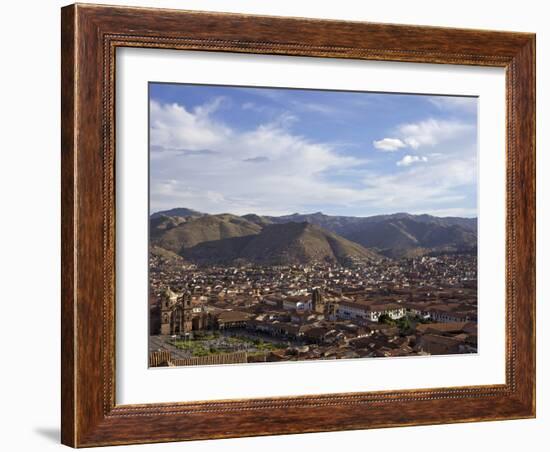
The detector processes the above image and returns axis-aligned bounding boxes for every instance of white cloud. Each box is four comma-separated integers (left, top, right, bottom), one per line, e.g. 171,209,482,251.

292,101,337,115
429,96,478,113
150,99,366,215
150,99,476,217
398,118,473,149
150,99,231,151
415,207,478,218
357,156,476,212
373,138,407,151
194,96,226,117
396,155,428,166
241,101,256,110
241,101,270,113
373,118,474,153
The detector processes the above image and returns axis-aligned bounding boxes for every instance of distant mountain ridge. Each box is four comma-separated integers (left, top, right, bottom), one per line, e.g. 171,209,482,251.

151,213,261,254
262,211,477,233
185,221,381,265
150,207,203,219
150,208,477,261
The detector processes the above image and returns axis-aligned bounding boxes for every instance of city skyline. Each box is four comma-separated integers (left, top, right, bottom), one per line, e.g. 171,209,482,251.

149,83,478,218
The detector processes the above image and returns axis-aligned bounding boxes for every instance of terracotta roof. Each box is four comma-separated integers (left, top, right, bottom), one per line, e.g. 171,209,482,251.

368,303,403,311
418,334,463,346
416,322,470,334
215,310,250,323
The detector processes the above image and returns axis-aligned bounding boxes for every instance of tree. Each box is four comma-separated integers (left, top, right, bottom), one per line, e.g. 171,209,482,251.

398,316,413,334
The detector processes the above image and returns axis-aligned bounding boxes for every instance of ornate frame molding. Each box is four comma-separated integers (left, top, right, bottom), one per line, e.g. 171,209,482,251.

62,4,535,447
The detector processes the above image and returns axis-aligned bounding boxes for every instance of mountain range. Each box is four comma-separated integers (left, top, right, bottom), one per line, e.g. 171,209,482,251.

150,208,477,265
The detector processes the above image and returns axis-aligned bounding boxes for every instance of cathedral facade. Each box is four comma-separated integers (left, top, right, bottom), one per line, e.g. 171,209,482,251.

159,287,216,336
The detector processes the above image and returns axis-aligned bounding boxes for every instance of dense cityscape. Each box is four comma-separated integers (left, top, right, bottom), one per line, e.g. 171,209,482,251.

149,249,477,367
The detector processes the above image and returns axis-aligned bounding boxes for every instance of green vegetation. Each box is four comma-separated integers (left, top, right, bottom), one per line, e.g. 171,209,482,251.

170,333,279,357
250,337,278,351
192,330,220,340
412,314,431,324
378,314,420,335
170,340,218,357
396,316,413,334
378,314,393,325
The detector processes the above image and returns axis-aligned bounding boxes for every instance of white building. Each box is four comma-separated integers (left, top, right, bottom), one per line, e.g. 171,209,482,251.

336,300,406,322
282,296,312,311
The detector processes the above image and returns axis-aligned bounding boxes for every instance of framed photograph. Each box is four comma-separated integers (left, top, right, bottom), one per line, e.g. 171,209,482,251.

61,3,535,447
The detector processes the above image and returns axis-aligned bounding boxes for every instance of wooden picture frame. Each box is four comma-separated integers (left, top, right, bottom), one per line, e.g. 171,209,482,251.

61,3,535,447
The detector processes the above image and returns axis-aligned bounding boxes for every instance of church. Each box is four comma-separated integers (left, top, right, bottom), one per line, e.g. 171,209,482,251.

159,287,214,337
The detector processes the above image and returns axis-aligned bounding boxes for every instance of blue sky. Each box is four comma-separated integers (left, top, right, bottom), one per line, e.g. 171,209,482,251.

149,83,477,217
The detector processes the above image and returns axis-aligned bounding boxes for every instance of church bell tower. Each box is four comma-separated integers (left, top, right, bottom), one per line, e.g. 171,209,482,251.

311,287,325,314
181,290,193,335
160,287,177,335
